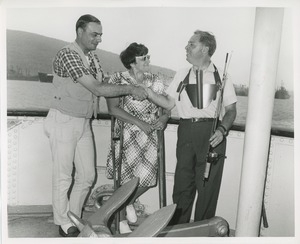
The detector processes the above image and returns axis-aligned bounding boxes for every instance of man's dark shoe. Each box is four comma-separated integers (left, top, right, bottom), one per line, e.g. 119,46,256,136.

59,226,80,237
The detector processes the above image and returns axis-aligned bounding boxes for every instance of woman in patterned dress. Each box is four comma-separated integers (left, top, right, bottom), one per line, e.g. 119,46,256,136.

105,43,170,233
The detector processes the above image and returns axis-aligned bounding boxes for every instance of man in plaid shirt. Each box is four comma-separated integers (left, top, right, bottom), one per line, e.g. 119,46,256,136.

44,14,148,237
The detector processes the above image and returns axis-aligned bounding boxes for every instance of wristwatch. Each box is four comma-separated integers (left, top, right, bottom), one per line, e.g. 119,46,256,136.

217,124,228,136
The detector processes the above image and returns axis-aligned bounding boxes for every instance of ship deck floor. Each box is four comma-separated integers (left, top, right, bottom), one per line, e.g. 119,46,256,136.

7,208,235,238
7,211,144,238
8,213,59,238
7,208,97,238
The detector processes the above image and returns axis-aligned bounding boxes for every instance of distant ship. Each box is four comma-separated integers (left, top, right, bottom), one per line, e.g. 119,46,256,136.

234,84,249,97
275,86,290,99
234,83,290,99
38,72,53,83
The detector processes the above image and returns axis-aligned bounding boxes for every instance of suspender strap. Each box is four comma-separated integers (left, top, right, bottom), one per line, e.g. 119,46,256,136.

176,64,222,101
213,64,222,89
176,69,191,101
182,69,191,85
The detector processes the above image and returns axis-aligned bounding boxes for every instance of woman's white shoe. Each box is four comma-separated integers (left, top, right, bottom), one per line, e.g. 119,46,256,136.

126,204,138,223
119,220,132,234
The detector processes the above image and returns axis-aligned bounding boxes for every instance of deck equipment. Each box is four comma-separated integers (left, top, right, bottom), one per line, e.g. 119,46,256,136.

68,177,229,237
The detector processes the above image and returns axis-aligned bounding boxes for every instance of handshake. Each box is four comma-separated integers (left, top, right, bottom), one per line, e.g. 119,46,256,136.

130,84,153,101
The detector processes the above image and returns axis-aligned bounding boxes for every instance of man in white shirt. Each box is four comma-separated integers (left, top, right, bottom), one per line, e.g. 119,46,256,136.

147,30,237,224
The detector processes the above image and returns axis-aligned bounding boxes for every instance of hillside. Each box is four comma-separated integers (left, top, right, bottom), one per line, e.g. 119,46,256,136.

6,29,175,82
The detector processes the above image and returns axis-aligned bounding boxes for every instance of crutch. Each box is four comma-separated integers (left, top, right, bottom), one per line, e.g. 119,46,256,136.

157,107,167,208
110,97,124,234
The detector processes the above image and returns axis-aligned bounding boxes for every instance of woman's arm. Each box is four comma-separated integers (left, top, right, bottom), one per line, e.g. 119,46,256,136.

146,88,175,111
106,97,154,135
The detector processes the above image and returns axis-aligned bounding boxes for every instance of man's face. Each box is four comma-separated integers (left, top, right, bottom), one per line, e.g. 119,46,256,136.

185,34,206,64
78,22,102,54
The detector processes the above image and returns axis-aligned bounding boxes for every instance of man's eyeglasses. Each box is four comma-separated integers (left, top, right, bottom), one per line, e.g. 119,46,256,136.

136,55,150,61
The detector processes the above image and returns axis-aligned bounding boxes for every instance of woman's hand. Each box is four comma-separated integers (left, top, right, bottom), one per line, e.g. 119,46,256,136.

152,115,168,131
137,120,154,135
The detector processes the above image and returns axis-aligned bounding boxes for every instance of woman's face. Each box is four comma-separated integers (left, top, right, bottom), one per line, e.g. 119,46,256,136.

133,54,151,72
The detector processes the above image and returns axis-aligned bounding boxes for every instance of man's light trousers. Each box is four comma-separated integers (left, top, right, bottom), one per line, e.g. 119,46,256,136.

44,109,95,225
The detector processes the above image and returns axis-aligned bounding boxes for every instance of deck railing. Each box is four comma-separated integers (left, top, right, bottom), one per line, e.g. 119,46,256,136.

7,109,294,138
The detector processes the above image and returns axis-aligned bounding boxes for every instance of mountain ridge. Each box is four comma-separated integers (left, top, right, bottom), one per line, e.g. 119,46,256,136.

6,29,175,82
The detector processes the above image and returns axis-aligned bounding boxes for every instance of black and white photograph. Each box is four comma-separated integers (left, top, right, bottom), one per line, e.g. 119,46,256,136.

0,0,299,244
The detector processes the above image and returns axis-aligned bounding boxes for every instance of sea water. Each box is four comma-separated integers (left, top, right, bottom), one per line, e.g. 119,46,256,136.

7,80,294,132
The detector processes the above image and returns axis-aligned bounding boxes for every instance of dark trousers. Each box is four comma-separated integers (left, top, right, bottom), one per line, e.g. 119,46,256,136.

170,120,226,225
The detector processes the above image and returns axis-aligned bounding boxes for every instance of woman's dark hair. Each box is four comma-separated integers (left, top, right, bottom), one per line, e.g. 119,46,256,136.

120,43,148,69
76,14,101,32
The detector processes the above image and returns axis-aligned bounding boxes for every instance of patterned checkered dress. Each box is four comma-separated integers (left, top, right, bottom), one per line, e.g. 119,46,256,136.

106,71,165,187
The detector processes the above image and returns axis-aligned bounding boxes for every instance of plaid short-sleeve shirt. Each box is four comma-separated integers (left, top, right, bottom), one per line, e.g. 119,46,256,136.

53,48,102,82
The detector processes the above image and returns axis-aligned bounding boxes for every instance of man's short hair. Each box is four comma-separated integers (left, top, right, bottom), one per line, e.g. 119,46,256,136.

194,30,216,57
76,14,101,32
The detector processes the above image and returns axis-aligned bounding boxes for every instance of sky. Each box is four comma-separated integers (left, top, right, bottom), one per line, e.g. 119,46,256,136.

1,0,297,91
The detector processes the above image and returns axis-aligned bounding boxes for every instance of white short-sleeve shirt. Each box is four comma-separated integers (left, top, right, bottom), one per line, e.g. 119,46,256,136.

166,62,237,119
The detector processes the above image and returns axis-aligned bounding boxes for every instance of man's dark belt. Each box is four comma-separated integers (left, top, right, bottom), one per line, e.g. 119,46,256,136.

180,118,214,123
